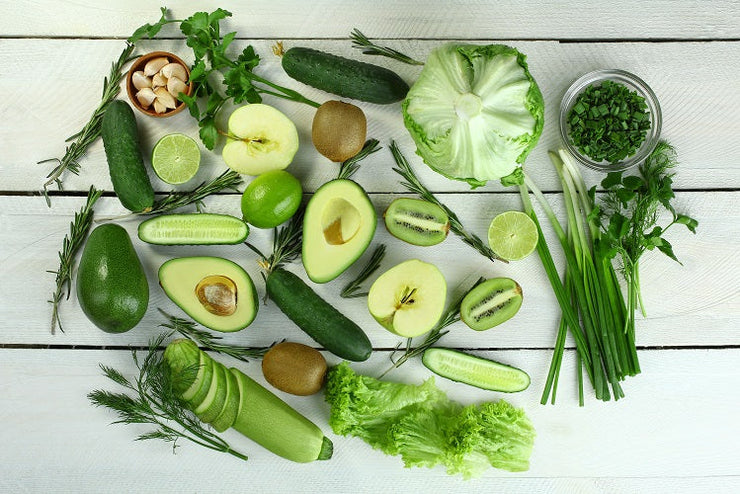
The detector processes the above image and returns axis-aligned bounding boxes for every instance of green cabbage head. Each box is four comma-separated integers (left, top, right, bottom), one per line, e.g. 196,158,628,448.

402,44,545,188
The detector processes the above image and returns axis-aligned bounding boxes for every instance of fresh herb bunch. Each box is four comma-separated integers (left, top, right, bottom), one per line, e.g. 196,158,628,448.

568,80,651,163
176,9,320,149
337,139,381,180
245,208,305,279
88,333,250,462
389,141,504,263
349,29,424,66
593,141,698,328
158,309,276,362
340,244,386,298
48,186,102,334
145,170,243,215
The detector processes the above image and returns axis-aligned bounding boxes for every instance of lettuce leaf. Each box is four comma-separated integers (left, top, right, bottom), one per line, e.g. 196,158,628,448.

402,44,544,188
325,363,536,478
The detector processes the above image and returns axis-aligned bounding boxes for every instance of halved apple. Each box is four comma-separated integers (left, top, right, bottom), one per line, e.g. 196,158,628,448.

367,259,447,338
221,104,299,175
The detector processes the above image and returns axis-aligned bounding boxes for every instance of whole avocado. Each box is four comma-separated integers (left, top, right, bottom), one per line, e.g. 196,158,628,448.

76,223,149,333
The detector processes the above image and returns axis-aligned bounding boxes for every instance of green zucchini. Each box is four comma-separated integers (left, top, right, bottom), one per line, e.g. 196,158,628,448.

281,47,409,104
422,348,530,392
265,268,372,361
101,100,154,212
138,213,249,245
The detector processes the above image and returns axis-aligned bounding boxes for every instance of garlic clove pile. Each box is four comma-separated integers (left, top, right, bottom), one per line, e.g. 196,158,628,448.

133,56,189,114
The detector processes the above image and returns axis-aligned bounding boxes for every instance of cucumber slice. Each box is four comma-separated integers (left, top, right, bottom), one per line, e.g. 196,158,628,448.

422,348,530,392
138,213,249,245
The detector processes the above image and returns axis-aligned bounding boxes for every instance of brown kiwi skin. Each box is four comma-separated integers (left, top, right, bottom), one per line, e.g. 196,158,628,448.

261,342,328,396
312,100,367,162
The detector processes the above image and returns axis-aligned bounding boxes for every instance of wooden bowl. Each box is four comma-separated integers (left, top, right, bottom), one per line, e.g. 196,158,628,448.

126,51,193,118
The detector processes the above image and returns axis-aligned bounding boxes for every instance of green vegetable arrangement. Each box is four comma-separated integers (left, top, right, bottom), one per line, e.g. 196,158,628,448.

325,363,536,478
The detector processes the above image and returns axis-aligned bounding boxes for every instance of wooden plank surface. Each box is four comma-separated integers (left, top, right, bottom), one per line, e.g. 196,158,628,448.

2,348,739,493
2,1,739,40
3,39,739,194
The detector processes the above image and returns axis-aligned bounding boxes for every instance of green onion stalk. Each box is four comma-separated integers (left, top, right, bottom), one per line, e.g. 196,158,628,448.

520,151,639,405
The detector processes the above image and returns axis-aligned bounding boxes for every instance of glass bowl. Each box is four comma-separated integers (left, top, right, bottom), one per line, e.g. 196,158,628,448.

559,69,662,172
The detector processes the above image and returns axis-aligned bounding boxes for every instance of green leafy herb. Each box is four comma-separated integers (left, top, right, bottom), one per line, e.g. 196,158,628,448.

127,7,173,43
389,141,504,262
567,80,651,163
38,45,136,204
176,10,320,149
595,141,697,329
88,333,249,462
48,186,101,334
158,309,276,362
337,139,381,180
350,29,424,66
245,208,305,275
145,170,243,215
340,244,386,298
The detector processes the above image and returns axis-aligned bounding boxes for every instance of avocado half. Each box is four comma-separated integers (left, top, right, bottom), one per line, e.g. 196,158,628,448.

159,256,259,332
302,179,377,283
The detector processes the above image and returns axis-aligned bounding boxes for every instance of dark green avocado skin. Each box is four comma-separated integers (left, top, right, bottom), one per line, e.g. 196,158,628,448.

76,223,149,333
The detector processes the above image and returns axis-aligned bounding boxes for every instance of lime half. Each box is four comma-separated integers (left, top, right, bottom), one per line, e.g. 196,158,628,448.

487,210,539,261
152,133,201,184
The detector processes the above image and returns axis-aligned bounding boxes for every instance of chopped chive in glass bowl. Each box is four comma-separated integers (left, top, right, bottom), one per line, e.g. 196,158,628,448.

560,69,662,172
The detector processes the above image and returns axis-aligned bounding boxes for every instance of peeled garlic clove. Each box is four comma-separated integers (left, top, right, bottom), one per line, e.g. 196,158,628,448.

152,72,168,89
154,87,177,109
135,87,157,108
160,62,187,82
167,76,188,98
153,99,168,114
144,56,169,77
132,71,152,90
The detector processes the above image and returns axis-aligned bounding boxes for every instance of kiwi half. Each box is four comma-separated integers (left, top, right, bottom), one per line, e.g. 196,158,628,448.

460,278,523,331
383,198,450,246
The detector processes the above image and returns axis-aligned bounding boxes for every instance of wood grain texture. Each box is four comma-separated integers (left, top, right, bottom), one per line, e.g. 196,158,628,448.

0,192,734,348
2,1,739,39
3,39,739,195
1,348,739,492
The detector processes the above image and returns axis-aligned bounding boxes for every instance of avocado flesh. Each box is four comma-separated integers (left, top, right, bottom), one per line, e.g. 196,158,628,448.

194,361,228,423
302,179,377,283
211,366,240,432
158,256,259,333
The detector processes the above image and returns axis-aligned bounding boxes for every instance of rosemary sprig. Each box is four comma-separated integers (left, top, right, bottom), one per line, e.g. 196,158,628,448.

39,45,136,205
337,139,382,180
88,333,249,462
245,208,305,275
389,141,504,263
340,244,386,298
145,170,243,216
350,29,424,66
48,186,102,334
378,277,483,378
159,309,277,362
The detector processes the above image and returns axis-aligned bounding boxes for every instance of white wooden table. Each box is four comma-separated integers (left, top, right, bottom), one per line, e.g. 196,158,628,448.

2,2,739,492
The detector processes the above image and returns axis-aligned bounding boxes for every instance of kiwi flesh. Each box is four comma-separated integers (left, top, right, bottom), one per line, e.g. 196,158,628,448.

383,198,450,246
461,278,523,331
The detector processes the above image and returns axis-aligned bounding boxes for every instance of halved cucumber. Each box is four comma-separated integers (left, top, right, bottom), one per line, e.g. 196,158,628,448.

138,213,249,245
422,348,530,392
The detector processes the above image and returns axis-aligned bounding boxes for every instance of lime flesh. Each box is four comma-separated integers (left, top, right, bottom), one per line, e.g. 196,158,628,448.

152,133,201,184
487,210,538,261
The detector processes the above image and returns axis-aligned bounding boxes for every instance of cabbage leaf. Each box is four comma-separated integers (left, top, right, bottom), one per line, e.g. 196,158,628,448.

403,44,545,188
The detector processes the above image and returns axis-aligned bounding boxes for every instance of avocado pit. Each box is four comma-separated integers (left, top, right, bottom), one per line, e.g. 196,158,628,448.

195,275,238,316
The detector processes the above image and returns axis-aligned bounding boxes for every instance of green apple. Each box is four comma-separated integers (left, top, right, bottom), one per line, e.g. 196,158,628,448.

221,104,299,175
367,259,447,338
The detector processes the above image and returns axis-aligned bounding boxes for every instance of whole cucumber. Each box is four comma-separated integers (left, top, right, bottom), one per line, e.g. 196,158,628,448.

266,268,372,362
101,100,154,212
281,47,409,104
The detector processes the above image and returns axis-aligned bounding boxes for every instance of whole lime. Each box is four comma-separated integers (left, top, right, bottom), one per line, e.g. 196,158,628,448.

241,170,303,229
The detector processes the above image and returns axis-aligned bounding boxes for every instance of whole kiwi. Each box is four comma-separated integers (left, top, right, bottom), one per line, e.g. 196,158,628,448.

312,100,367,162
261,341,327,396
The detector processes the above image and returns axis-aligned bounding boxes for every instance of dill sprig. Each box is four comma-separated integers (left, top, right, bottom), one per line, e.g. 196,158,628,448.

145,170,244,216
350,29,424,66
340,244,386,298
39,45,137,205
88,333,250,462
158,309,277,362
379,277,484,377
245,208,305,275
337,139,382,180
48,186,102,334
389,141,504,263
